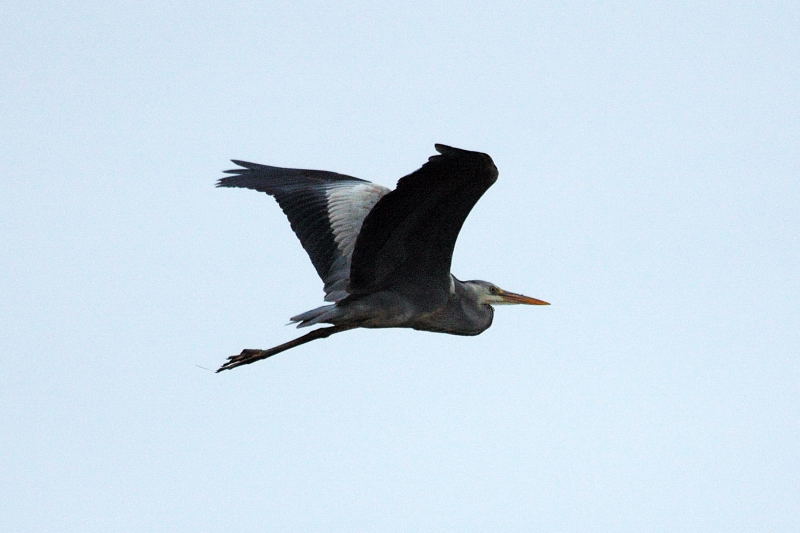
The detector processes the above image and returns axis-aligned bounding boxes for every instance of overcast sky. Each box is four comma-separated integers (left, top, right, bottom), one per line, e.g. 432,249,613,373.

2,1,799,531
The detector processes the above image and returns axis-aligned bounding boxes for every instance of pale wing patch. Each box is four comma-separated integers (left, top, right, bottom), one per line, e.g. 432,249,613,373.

328,183,388,256
323,183,389,301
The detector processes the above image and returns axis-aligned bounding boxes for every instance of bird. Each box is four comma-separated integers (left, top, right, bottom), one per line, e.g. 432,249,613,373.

216,144,549,372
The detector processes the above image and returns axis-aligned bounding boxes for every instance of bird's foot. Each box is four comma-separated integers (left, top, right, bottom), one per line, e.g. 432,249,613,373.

216,349,265,373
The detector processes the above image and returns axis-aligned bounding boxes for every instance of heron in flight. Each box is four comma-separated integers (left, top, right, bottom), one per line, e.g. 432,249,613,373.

217,144,549,372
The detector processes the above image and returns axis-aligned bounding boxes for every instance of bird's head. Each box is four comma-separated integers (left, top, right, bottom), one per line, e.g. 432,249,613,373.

468,280,550,307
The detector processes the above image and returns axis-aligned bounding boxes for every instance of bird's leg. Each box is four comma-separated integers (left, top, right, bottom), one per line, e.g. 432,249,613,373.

216,324,356,372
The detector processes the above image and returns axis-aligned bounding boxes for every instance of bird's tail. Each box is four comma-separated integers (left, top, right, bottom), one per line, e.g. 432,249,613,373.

289,304,341,328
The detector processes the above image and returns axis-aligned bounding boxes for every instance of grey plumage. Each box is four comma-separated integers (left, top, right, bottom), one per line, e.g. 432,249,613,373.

216,144,549,372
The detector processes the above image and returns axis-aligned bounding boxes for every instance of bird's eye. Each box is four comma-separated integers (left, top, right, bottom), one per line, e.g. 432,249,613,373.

490,286,499,294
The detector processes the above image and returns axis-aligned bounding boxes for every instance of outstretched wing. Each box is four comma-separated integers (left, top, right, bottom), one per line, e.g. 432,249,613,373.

218,161,389,302
348,144,498,309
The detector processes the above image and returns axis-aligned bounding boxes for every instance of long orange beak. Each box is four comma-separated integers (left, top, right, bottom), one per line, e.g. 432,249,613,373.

498,289,550,305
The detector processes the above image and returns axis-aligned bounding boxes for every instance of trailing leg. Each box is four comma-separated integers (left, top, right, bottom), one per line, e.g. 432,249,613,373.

216,324,356,372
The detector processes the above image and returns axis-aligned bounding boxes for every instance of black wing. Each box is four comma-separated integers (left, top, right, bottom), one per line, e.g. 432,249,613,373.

347,144,498,308
218,161,389,301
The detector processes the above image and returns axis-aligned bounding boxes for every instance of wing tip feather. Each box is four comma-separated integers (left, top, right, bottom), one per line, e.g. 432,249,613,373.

216,160,262,187
434,143,492,161
431,143,498,181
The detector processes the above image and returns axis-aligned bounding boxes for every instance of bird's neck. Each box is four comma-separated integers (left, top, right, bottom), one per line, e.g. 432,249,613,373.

449,278,494,334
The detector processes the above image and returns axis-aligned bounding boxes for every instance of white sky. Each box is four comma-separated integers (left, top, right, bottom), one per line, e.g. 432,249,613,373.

2,1,799,531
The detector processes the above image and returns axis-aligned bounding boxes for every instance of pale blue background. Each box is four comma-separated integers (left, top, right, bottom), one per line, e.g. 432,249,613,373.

2,1,798,531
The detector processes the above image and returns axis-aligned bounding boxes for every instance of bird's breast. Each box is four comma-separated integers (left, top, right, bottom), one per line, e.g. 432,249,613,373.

408,297,493,336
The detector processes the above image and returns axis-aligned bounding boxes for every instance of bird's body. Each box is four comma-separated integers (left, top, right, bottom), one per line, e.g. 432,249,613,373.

291,275,494,335
217,144,548,372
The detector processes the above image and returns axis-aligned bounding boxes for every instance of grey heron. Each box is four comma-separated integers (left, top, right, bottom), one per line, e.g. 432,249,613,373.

217,144,549,372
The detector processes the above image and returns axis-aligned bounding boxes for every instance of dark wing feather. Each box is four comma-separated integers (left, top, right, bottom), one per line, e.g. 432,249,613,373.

218,161,389,301
348,144,498,308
